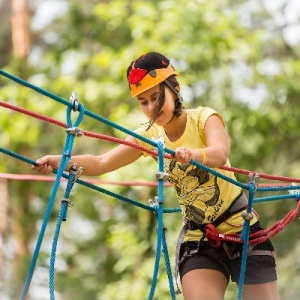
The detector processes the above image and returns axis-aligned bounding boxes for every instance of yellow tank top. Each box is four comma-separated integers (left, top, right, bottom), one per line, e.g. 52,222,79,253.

135,107,258,242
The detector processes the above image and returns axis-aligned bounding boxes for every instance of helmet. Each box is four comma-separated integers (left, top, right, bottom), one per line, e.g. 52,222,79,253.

127,52,177,97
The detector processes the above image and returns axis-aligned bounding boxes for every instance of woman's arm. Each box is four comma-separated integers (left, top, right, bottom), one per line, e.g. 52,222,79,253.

32,135,143,176
173,115,230,167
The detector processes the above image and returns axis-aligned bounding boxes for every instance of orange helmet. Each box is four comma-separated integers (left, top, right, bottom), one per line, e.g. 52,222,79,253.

127,52,177,97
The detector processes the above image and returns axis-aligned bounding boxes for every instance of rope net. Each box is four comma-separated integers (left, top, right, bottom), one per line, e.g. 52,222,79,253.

1,69,300,300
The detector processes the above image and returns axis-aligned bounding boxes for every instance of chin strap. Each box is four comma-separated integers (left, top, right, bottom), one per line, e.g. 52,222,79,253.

164,79,183,103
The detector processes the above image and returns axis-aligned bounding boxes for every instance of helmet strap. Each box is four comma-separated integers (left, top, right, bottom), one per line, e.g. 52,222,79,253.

164,79,183,103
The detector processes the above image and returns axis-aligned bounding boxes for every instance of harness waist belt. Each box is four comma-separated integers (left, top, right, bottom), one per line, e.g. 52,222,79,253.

180,247,274,264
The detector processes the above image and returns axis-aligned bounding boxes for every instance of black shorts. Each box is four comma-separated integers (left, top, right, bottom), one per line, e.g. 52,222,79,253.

179,222,277,284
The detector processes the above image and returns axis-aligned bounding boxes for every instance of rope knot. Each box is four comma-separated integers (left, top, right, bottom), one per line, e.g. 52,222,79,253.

205,224,222,247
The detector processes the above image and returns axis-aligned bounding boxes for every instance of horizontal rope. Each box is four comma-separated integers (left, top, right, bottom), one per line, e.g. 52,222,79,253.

0,172,171,187
0,173,296,188
2,70,300,300
2,100,300,188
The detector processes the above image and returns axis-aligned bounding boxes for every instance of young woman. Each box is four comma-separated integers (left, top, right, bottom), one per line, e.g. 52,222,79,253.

33,52,280,300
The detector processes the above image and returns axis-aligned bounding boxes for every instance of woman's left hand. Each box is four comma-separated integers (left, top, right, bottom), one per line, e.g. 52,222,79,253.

173,147,194,164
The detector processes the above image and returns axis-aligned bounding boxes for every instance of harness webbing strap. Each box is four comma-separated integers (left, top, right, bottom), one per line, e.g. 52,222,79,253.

179,246,274,265
174,224,188,294
174,192,249,293
222,242,274,260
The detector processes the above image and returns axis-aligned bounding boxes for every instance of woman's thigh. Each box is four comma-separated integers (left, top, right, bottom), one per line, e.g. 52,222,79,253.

243,281,280,300
182,268,228,300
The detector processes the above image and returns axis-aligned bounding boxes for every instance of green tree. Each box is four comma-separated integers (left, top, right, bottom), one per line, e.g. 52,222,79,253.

1,0,300,299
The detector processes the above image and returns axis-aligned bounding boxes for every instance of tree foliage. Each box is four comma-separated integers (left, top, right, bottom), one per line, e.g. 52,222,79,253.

1,0,300,299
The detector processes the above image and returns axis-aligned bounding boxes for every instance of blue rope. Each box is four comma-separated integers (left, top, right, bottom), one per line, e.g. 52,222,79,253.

0,146,182,214
20,154,69,300
257,185,300,193
0,69,72,108
0,69,247,190
148,140,176,299
20,104,85,300
161,229,176,300
0,147,36,166
148,140,165,300
49,173,76,300
237,182,256,300
2,69,300,299
2,144,300,300
254,193,297,203
148,203,162,300
157,140,176,300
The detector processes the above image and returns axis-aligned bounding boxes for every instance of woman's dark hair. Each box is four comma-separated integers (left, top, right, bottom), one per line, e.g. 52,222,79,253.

145,74,184,130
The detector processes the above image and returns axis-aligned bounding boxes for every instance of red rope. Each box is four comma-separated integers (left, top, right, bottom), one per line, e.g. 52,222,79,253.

0,101,170,159
221,165,300,183
2,100,300,244
205,200,300,246
3,100,300,184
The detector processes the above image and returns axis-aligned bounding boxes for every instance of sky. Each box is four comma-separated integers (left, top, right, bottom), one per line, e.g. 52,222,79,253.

31,0,68,30
264,0,300,45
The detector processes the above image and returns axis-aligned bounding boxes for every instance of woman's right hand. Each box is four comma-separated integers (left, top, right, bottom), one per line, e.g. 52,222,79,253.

32,155,61,175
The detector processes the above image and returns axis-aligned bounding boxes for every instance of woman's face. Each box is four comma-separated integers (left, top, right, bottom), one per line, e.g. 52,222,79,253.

137,84,176,126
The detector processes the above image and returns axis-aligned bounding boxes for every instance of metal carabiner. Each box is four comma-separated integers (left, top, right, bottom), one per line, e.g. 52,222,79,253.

70,91,79,112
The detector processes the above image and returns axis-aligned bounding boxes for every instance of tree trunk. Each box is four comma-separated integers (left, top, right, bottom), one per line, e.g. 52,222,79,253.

11,0,31,60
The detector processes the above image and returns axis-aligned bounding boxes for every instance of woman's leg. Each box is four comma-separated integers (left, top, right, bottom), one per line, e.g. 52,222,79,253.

243,281,280,300
181,269,228,300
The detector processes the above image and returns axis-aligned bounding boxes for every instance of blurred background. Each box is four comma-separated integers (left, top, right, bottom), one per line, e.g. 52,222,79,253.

1,0,300,299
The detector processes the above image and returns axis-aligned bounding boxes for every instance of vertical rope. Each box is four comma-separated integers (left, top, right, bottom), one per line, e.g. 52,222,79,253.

20,104,85,300
237,182,255,300
148,140,164,300
156,139,176,299
161,230,176,299
156,139,176,300
49,173,76,300
1,69,296,300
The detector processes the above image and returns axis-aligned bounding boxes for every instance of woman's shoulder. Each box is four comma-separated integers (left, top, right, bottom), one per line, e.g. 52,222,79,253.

186,106,219,121
186,106,225,129
186,106,218,115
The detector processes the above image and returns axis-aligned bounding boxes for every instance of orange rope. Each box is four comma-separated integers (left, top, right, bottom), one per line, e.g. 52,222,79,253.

0,173,171,187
